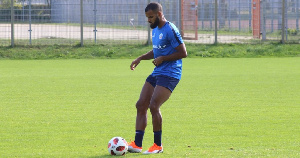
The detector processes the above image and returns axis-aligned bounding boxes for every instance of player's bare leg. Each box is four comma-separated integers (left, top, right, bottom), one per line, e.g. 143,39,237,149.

143,85,171,154
135,82,154,130
149,85,171,131
128,81,154,153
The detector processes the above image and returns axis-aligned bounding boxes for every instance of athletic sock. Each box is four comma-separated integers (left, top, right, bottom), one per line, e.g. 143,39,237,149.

134,130,144,147
153,130,162,146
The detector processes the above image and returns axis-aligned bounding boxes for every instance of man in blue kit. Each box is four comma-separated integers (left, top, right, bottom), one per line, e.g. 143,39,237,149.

128,2,187,154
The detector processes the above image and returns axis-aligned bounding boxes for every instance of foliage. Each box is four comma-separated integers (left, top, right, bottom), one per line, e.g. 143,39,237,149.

287,28,298,36
1,43,300,60
0,1,51,21
0,0,12,9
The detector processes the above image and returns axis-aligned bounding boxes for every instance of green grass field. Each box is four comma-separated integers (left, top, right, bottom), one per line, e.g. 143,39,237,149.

0,58,299,157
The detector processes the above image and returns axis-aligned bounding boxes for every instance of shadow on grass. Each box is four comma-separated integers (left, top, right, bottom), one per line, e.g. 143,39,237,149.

89,153,147,157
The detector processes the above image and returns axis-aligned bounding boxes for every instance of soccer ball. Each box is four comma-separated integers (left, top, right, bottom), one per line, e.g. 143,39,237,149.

107,137,128,156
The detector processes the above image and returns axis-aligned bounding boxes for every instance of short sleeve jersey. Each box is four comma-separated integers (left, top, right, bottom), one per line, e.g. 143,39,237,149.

151,21,184,80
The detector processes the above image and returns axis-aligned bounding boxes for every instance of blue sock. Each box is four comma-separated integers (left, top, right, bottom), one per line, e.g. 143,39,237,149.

134,130,144,147
154,131,162,146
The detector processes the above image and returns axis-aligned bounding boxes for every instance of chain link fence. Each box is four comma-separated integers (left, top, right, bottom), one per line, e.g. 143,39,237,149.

0,0,299,46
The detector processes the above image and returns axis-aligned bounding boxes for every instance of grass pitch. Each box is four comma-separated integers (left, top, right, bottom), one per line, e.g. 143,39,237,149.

0,58,299,157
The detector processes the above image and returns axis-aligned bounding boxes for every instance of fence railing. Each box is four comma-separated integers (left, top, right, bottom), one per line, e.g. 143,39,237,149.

0,0,299,46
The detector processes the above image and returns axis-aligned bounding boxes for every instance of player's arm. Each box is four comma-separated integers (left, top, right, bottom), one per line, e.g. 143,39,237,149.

130,50,154,70
152,43,187,67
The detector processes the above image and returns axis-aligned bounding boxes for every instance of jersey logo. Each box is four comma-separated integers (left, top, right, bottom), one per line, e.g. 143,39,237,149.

153,44,166,49
159,33,163,39
152,33,155,38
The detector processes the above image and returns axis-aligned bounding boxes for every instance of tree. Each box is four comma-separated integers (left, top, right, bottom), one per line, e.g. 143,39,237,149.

0,0,12,9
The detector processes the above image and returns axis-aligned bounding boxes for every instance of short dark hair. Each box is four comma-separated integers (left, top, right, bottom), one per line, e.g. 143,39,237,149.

145,2,163,13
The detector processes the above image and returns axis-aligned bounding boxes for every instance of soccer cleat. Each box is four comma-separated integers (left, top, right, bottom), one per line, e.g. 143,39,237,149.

143,143,163,154
127,141,142,153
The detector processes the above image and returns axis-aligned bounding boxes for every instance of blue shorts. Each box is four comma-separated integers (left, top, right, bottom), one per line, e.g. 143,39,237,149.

146,75,180,92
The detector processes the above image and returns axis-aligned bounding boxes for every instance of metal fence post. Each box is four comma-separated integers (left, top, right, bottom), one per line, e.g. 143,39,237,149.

210,2,213,29
11,0,14,47
238,0,241,31
215,0,218,44
262,0,266,40
249,0,252,32
296,1,299,31
282,0,285,43
285,0,288,41
80,0,83,47
201,0,204,29
178,0,182,33
29,0,32,45
297,0,299,31
93,0,97,44
228,0,231,31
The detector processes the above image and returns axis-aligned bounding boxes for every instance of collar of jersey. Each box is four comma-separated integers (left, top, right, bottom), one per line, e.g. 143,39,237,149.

157,21,169,30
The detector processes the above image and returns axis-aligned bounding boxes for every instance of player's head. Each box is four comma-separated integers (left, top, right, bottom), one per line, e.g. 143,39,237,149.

145,2,163,29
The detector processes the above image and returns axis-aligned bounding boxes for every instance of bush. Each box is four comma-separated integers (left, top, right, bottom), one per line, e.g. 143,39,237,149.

287,29,298,36
0,4,51,22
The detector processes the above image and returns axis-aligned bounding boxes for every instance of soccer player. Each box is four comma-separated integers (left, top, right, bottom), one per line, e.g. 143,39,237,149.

128,2,187,154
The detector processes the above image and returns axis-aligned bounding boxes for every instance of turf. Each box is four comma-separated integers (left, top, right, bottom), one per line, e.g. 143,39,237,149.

0,58,299,157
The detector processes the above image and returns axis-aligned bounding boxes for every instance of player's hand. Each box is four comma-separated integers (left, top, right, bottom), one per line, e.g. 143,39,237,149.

152,57,163,67
130,58,141,70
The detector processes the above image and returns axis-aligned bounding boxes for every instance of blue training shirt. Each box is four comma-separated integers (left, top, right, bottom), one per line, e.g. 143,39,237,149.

151,21,184,80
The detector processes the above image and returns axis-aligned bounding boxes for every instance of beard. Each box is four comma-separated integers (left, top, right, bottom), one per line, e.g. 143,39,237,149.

150,16,160,29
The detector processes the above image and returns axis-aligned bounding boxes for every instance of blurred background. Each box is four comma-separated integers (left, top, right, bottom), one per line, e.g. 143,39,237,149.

1,0,299,46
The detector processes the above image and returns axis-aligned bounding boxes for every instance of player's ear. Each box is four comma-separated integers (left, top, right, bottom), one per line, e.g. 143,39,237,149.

157,11,163,18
